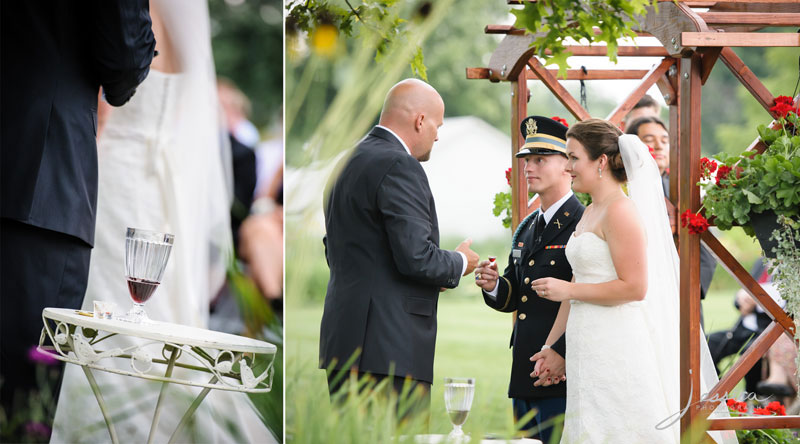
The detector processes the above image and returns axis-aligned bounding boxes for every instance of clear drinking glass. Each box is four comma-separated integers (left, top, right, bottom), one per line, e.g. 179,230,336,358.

444,377,475,440
124,228,174,323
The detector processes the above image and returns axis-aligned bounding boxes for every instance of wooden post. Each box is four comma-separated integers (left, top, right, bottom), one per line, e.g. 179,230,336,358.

511,73,529,229
678,54,703,439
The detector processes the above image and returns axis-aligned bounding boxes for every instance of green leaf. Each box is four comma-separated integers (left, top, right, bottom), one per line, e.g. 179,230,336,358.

742,189,763,205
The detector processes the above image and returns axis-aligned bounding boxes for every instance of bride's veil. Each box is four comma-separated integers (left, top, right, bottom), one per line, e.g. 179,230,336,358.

619,134,736,443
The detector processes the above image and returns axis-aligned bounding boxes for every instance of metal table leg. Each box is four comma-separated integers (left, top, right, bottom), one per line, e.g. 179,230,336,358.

81,366,120,444
167,375,220,444
147,346,180,444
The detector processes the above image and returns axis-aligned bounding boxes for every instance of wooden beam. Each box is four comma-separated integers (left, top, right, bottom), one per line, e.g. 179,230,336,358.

682,32,800,47
526,68,650,81
466,67,490,79
719,47,777,118
708,416,800,431
698,322,784,415
545,46,670,57
469,66,651,81
606,59,675,126
657,72,677,106
678,54,704,439
527,58,591,121
700,231,796,335
699,12,800,27
485,25,524,35
700,47,722,85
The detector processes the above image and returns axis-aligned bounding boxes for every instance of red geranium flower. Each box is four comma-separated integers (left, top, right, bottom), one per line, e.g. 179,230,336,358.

680,209,709,234
753,407,772,415
770,95,797,119
505,167,512,186
700,157,717,179
715,164,734,186
766,401,786,416
551,116,569,127
736,401,748,413
726,399,736,408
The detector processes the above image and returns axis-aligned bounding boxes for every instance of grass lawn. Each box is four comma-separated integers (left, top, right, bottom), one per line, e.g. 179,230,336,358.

286,283,743,440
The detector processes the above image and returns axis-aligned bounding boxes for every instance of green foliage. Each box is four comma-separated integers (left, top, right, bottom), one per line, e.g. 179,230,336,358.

768,221,800,388
700,113,800,233
209,0,283,129
735,428,798,444
286,0,430,80
492,191,513,229
510,0,655,77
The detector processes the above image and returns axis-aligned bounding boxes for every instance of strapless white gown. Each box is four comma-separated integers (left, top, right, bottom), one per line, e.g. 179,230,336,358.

561,232,678,444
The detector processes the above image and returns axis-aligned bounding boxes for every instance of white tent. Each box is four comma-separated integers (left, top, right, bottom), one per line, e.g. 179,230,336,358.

286,116,512,241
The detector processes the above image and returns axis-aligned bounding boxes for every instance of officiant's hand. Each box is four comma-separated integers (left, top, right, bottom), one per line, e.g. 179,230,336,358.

530,349,566,387
473,260,498,292
456,238,480,276
531,277,570,302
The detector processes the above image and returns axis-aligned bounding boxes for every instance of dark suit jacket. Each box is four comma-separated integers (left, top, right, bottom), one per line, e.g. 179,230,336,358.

1,1,155,246
319,126,463,384
662,174,716,298
484,195,584,399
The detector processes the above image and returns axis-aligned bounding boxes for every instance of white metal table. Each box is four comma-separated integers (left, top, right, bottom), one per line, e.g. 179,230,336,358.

38,307,277,444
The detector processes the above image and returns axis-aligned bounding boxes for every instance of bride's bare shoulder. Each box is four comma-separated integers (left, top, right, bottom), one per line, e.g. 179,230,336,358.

604,197,644,233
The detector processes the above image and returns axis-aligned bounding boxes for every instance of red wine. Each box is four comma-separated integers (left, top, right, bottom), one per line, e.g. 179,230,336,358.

127,278,160,303
448,410,469,426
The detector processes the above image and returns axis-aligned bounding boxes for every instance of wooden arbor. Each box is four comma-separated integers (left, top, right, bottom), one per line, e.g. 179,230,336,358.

468,0,800,440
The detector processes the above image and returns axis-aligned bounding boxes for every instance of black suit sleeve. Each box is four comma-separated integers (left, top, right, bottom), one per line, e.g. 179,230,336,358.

92,0,155,106
482,251,517,313
699,245,716,299
551,333,566,359
377,156,462,288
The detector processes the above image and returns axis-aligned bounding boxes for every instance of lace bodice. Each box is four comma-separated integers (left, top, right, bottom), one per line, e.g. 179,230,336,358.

565,232,618,284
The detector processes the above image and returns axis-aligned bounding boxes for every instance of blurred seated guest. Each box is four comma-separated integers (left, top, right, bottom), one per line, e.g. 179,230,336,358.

758,331,798,400
707,258,782,394
229,131,258,253
627,116,716,303
622,94,661,131
239,167,283,302
218,77,260,148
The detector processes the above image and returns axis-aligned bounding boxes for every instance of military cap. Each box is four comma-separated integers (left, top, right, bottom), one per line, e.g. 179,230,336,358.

515,115,569,158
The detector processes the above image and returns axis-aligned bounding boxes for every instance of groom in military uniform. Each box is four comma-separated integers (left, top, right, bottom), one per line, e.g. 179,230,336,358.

475,116,584,442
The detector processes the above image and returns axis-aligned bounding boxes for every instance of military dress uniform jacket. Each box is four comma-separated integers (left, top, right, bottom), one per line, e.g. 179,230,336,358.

319,126,463,384
483,195,584,399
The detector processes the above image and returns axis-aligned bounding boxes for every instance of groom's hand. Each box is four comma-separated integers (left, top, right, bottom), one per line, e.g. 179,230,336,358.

530,349,566,387
473,260,498,292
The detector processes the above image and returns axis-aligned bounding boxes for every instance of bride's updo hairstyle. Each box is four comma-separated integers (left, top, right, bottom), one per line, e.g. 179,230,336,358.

566,118,626,183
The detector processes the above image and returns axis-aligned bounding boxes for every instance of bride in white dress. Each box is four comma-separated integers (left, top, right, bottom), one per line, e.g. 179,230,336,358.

531,119,734,443
50,1,275,442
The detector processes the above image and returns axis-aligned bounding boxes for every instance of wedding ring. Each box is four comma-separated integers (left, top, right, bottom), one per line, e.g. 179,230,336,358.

476,273,482,280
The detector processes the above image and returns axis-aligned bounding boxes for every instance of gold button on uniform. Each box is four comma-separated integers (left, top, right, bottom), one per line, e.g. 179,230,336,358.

529,259,534,266
550,260,555,265
518,313,527,320
521,296,528,302
524,277,530,284
514,259,517,265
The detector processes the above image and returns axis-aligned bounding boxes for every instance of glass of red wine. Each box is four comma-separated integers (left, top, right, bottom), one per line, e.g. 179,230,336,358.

124,228,174,323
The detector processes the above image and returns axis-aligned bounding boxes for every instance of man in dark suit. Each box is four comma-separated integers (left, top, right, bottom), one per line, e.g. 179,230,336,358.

1,1,155,421
474,116,584,442
320,79,479,409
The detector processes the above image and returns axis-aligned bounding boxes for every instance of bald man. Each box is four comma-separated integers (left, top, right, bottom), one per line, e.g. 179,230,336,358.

320,79,479,408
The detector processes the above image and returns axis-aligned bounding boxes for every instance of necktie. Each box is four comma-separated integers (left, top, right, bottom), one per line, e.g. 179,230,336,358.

535,213,546,244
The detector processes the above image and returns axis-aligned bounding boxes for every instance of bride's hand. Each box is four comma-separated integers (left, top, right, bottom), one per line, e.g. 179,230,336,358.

530,349,566,387
531,277,571,302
